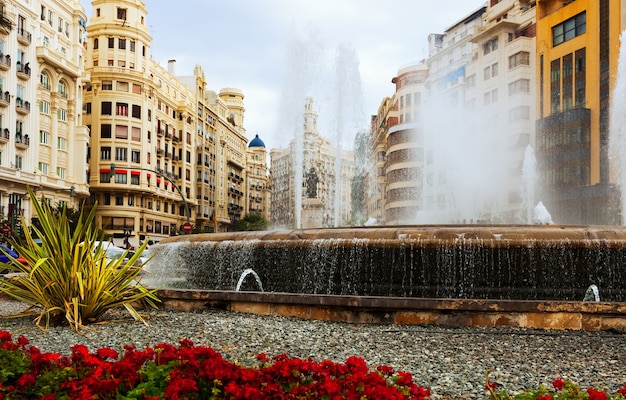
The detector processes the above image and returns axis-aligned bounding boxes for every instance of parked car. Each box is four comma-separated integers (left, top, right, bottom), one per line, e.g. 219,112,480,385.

0,243,28,274
84,241,148,266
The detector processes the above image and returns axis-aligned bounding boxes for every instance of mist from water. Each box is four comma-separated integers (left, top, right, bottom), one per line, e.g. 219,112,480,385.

274,26,365,228
416,89,512,224
610,30,626,226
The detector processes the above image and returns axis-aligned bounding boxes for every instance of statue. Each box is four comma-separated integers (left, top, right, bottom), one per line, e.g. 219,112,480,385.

305,167,319,199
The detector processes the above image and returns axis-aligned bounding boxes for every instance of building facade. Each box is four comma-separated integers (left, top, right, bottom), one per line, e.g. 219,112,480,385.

270,97,354,229
83,0,252,245
0,0,88,238
535,0,622,224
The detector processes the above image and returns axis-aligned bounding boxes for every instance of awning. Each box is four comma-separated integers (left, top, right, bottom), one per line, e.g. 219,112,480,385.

131,171,141,176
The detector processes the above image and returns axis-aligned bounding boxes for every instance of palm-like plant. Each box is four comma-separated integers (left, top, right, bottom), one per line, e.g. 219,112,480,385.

0,188,159,332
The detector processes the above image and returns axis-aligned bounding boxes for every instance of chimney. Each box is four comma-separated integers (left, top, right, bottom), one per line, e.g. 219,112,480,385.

167,59,176,75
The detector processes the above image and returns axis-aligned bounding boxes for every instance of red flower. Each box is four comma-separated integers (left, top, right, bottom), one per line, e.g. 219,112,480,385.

617,385,626,395
16,373,36,388
552,377,566,390
587,388,608,400
537,395,554,400
0,331,11,343
95,347,119,361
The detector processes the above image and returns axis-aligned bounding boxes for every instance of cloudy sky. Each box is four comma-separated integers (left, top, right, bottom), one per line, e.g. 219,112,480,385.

81,0,486,150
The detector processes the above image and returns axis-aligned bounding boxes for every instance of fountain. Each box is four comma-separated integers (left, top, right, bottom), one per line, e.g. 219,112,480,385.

148,225,626,302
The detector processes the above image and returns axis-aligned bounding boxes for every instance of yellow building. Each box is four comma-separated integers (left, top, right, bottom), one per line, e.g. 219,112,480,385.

246,134,270,221
0,0,88,237
83,0,249,245
535,0,622,224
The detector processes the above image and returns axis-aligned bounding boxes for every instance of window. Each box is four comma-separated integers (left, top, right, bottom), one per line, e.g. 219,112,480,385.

57,109,67,122
115,147,128,161
101,146,111,160
114,173,127,184
101,124,112,138
509,106,530,121
115,125,128,139
482,36,498,55
108,37,115,48
39,130,50,145
40,72,50,89
117,81,128,92
38,162,49,175
132,84,141,94
508,79,530,96
509,51,530,69
39,101,50,114
131,150,141,163
15,156,23,170
102,80,113,90
132,104,141,118
117,7,127,20
118,38,126,49
58,81,67,97
101,102,112,115
131,127,141,141
94,38,98,49
553,12,586,46
85,102,92,114
43,36,49,47
56,167,66,179
131,175,140,185
130,41,135,52
57,137,67,150
115,195,124,206
116,103,128,116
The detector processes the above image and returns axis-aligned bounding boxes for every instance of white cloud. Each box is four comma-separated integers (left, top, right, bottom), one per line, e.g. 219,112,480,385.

81,0,486,149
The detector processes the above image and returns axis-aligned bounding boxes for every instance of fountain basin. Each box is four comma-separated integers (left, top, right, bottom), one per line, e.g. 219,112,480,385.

151,225,626,301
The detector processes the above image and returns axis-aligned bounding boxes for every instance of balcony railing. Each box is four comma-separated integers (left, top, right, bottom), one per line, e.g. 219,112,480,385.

16,62,31,79
0,128,9,143
0,53,10,70
15,134,30,149
0,91,9,107
15,99,30,114
17,29,32,45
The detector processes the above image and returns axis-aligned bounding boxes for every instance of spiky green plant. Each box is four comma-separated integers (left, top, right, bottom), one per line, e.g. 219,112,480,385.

0,188,159,332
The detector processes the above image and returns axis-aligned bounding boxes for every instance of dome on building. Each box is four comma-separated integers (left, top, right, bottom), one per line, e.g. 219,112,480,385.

248,134,266,148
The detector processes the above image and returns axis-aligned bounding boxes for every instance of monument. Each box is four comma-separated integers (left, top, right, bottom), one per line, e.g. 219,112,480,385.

301,167,324,228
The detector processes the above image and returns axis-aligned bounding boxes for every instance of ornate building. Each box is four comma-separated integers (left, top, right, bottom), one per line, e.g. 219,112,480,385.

0,0,88,237
83,0,250,245
270,97,354,229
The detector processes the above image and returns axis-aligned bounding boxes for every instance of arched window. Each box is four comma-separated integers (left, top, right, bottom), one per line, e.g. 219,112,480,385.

58,80,67,98
94,38,99,49
40,71,51,90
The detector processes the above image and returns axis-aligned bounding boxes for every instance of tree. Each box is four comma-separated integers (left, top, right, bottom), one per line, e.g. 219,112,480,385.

237,213,269,231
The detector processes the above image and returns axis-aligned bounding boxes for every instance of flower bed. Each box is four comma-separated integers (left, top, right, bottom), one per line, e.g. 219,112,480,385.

1,330,625,399
0,330,429,399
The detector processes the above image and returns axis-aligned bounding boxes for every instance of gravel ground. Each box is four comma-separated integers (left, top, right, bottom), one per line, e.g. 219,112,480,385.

1,297,625,399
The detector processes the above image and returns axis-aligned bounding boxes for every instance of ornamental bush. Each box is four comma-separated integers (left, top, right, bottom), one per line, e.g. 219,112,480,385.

0,187,159,332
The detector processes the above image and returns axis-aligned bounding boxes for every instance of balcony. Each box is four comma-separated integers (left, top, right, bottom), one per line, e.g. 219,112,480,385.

165,132,172,140
15,134,30,149
16,62,31,80
15,99,30,115
0,128,9,143
157,128,164,137
156,148,164,156
17,29,32,45
35,46,80,78
0,53,10,71
0,91,9,107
